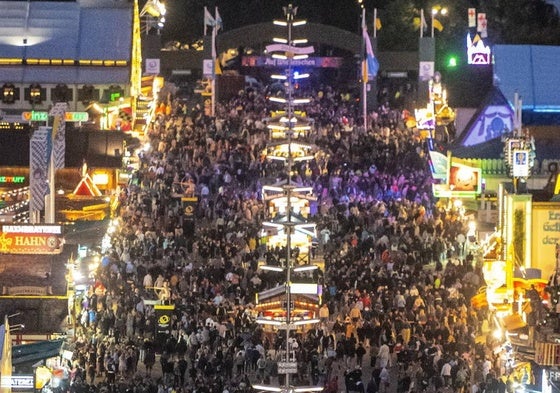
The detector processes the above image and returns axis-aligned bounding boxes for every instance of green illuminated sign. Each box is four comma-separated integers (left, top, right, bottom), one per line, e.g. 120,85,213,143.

0,176,25,183
21,111,89,122
67,112,89,122
21,111,48,122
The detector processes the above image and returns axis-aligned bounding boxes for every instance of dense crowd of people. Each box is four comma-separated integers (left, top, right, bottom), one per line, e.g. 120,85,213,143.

64,80,518,393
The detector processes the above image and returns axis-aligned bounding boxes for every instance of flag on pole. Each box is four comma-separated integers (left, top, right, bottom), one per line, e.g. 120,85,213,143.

213,7,223,74
204,6,215,35
204,7,215,26
373,8,380,38
214,58,222,75
49,102,67,169
30,127,49,212
468,8,476,28
477,13,488,38
421,9,428,31
363,32,379,77
362,13,379,83
432,18,444,32
215,7,223,31
414,9,428,37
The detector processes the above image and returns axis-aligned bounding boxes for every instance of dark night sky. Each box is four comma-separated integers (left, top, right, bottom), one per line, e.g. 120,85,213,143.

159,0,365,45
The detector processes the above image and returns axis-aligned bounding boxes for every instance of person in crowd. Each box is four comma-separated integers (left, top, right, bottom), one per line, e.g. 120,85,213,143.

68,79,493,393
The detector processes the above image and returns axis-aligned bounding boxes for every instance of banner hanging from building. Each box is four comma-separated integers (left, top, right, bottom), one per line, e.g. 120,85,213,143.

29,128,49,212
242,56,343,68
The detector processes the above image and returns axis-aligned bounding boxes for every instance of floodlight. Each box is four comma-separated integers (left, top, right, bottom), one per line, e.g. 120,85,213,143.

255,319,284,326
260,265,285,272
293,318,320,326
252,385,283,392
293,387,324,392
293,265,318,272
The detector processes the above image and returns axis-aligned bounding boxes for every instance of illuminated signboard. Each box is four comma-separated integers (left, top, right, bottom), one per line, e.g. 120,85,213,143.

0,224,63,254
449,164,481,192
242,56,343,68
92,173,109,185
532,205,560,280
512,149,530,177
289,283,319,295
504,138,534,177
22,111,48,122
428,150,448,181
10,376,34,389
467,33,491,65
2,224,62,234
21,111,89,122
432,163,482,198
0,232,63,254
66,112,89,122
0,176,25,184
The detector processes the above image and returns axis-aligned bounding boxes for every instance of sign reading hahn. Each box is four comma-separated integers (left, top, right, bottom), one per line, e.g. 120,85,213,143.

0,224,63,254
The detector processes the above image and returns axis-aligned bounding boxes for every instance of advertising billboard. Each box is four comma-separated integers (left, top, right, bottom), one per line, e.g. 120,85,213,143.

532,203,560,278
0,224,63,254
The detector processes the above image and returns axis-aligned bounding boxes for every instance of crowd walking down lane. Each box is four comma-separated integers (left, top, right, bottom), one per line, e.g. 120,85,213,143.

66,85,503,393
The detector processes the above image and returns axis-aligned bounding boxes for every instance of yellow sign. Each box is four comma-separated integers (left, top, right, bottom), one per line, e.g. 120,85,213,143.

532,204,560,279
0,232,63,254
554,173,560,195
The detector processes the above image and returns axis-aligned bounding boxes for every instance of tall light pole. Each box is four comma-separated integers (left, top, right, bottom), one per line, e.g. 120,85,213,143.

418,5,446,106
431,6,447,38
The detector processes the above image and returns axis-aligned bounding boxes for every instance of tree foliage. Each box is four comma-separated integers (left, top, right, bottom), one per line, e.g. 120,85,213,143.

158,0,560,49
482,0,560,44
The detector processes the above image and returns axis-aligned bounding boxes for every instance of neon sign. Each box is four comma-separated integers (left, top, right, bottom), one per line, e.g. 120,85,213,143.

467,33,491,65
21,111,89,122
0,176,25,183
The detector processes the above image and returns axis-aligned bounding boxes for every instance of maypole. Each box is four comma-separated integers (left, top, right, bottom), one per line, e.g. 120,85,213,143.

130,0,143,125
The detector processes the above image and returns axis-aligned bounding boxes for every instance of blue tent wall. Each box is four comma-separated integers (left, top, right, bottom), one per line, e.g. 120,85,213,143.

494,45,560,111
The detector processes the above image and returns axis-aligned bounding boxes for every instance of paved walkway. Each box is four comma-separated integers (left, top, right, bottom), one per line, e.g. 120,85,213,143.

84,349,403,393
